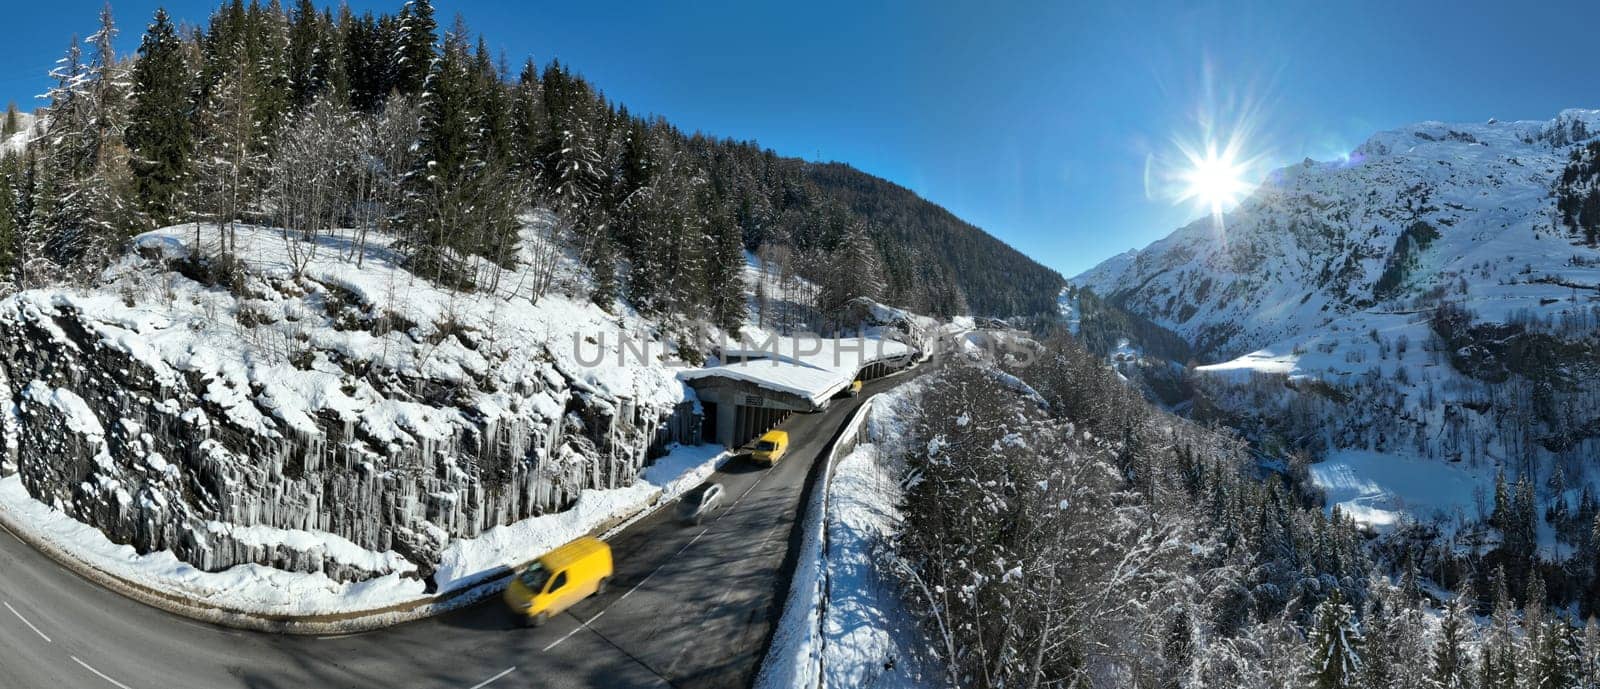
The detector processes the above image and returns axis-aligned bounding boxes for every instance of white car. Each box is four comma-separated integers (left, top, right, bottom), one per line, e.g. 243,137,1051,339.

678,483,725,525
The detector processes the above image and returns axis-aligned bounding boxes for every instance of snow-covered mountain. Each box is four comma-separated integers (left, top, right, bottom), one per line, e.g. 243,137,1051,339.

1075,109,1600,362
1074,109,1600,529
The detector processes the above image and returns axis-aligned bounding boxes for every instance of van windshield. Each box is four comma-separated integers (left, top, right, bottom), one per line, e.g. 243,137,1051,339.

756,441,777,451
519,563,551,592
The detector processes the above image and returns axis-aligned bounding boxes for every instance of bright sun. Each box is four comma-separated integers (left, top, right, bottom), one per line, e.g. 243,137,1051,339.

1177,144,1251,217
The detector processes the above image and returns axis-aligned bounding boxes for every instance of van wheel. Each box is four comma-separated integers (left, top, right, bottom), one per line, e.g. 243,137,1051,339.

596,577,611,595
532,612,551,628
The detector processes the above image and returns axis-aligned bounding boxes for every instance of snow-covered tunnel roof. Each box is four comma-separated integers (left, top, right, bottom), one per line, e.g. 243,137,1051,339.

679,335,913,406
678,360,854,406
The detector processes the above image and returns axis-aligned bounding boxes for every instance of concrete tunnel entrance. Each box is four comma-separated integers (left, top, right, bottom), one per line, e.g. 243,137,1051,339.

679,336,917,449
684,378,818,449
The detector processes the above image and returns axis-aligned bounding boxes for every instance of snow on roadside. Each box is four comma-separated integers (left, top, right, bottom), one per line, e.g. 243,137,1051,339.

0,473,428,616
757,380,936,689
822,443,934,687
435,443,730,592
0,443,730,617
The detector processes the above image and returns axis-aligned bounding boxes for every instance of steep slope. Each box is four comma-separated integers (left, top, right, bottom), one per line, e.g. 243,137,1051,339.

1074,109,1600,527
801,163,1067,318
1076,109,1600,362
0,215,691,591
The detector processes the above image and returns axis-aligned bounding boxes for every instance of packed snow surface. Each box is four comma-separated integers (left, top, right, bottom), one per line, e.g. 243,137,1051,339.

1309,450,1492,529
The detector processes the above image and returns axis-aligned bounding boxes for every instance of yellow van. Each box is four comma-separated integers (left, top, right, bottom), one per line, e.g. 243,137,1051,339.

847,380,864,397
751,430,790,466
503,536,614,626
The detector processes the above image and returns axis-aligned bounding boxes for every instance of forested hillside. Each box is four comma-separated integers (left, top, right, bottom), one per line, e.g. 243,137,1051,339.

0,0,1063,323
885,328,1600,689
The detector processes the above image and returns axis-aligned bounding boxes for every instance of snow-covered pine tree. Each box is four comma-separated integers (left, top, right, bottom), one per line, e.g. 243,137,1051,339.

819,218,885,323
1360,575,1401,689
0,154,20,284
31,29,126,273
509,58,547,190
402,19,478,283
1482,566,1521,689
393,0,436,99
543,73,605,254
126,8,193,227
1528,615,1582,689
1432,580,1477,689
1,103,19,138
707,201,748,331
1304,588,1363,689
465,36,521,276
286,0,327,111
243,0,292,138
1581,619,1600,689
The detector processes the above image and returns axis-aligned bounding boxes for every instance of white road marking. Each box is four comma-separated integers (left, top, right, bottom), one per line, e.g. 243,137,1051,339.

719,466,773,518
616,527,707,605
541,610,603,652
4,601,51,643
71,657,134,689
316,631,371,640
466,667,515,689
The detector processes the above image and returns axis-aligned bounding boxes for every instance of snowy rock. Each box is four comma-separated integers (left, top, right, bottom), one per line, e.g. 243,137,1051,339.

0,221,697,586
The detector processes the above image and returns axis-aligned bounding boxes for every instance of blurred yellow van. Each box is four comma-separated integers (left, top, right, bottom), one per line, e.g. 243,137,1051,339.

503,536,614,626
751,429,789,466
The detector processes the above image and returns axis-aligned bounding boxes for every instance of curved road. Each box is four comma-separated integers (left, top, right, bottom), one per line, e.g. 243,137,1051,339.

0,371,915,689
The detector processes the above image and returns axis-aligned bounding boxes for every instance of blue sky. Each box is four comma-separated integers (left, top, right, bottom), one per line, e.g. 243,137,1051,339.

6,1,1600,277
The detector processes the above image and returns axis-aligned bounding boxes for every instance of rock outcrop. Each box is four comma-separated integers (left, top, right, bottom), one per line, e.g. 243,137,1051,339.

0,224,693,586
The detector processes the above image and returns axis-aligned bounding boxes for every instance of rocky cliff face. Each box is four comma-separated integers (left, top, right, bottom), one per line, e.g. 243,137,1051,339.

0,222,691,586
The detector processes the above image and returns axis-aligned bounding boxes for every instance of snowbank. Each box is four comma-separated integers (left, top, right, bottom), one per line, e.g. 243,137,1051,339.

0,474,428,616
757,380,936,689
435,443,729,592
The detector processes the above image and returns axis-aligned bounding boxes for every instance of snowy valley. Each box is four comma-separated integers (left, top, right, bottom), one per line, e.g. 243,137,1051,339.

1077,108,1600,576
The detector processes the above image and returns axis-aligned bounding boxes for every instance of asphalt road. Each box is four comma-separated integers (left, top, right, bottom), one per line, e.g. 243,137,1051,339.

0,370,913,689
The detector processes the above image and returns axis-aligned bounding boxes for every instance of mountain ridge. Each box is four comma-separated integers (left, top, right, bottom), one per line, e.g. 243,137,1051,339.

1074,107,1600,363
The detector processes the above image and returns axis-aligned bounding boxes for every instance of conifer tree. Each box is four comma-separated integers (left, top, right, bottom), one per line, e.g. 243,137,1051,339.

1305,588,1363,689
1581,619,1600,689
246,0,293,136
126,8,193,226
1,103,19,138
1433,580,1476,689
509,59,547,187
341,10,389,113
393,0,436,98
1527,615,1580,689
707,202,748,331
286,0,325,110
1483,566,1521,689
0,155,19,281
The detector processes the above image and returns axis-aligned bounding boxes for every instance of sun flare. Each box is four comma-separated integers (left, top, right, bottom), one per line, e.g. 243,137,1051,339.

1177,144,1251,217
